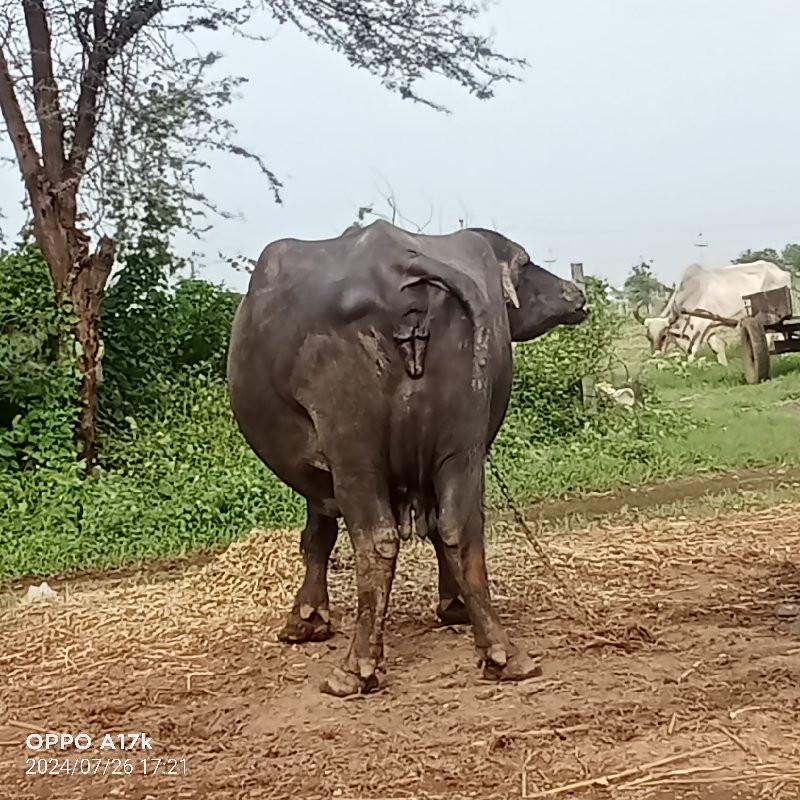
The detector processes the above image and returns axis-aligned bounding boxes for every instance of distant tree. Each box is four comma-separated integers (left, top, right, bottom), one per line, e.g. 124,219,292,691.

734,248,784,266
608,285,626,304
735,245,800,281
780,244,800,279
622,262,670,312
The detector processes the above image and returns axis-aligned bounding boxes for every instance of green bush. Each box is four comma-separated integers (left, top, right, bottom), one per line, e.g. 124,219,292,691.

0,372,305,580
488,398,694,505
99,234,240,429
487,278,694,504
0,244,79,470
507,276,622,441
0,237,252,579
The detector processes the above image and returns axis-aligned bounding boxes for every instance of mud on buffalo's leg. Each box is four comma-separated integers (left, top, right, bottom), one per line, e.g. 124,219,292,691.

278,505,338,643
320,524,398,696
320,504,399,697
429,526,470,626
436,461,542,682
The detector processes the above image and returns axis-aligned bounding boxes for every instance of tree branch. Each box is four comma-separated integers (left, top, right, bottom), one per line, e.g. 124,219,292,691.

0,43,42,189
22,0,66,183
267,0,526,111
68,0,163,183
93,0,108,42
108,1,164,55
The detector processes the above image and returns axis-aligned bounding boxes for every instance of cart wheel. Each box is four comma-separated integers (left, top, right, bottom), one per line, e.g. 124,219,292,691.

740,317,770,384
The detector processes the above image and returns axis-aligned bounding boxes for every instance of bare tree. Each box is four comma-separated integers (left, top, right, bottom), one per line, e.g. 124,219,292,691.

0,0,524,467
355,187,481,236
356,180,434,232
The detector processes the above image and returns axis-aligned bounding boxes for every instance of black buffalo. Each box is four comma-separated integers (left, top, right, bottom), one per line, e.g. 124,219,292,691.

227,220,587,696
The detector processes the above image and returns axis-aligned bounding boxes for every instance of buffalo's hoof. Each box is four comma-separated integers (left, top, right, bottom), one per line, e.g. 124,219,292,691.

436,597,470,626
320,667,379,697
277,608,332,644
480,646,542,682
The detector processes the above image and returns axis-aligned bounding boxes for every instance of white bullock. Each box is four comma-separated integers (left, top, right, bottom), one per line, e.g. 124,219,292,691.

634,261,792,366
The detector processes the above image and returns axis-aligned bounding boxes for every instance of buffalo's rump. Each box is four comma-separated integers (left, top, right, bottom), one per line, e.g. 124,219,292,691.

227,222,513,521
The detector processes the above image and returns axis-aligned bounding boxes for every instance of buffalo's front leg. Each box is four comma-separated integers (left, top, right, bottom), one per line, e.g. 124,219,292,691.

278,505,338,643
437,463,541,682
320,522,398,697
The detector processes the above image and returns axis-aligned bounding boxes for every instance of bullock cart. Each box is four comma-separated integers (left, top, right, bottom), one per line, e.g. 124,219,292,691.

686,285,800,384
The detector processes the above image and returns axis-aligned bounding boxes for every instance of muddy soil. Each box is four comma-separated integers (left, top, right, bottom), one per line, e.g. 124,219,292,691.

521,465,800,523
1,504,799,800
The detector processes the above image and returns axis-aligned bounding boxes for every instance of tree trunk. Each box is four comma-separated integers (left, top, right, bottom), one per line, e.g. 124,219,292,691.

69,235,115,469
23,173,115,470
1,8,122,470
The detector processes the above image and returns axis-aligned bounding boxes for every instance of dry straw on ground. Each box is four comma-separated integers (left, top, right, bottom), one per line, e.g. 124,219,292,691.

0,503,798,799
1,503,798,679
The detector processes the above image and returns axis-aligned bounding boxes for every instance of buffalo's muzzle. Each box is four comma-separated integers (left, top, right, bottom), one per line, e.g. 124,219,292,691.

561,281,587,322
561,280,586,308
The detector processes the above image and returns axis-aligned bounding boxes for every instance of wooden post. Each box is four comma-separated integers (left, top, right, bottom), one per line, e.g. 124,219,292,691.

571,262,596,408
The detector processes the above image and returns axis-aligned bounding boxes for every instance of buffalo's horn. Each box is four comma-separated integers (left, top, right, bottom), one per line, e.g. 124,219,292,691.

633,303,647,324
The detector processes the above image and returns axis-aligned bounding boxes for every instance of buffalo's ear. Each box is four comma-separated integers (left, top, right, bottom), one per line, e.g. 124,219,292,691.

499,261,520,308
498,246,529,308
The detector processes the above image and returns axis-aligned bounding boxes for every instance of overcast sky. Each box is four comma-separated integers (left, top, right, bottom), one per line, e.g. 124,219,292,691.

3,0,800,291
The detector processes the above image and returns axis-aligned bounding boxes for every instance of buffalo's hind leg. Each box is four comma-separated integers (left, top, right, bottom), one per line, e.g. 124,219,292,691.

429,526,470,626
278,504,338,643
320,484,399,697
437,461,542,682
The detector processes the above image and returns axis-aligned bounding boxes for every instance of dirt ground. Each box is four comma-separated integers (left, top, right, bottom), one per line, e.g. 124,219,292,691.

1,503,799,800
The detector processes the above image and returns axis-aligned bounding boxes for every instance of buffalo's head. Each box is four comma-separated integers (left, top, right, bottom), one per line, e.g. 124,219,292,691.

468,228,588,341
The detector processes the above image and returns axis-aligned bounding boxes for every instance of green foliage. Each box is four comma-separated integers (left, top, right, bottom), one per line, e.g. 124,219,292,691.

505,277,623,440
735,244,800,281
0,373,303,581
622,261,671,311
0,236,248,579
639,348,743,391
734,247,783,266
99,233,240,429
783,244,800,279
486,401,694,507
0,245,80,470
487,277,695,504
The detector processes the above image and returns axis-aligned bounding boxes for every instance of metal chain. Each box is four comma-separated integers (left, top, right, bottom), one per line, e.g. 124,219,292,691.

487,455,595,626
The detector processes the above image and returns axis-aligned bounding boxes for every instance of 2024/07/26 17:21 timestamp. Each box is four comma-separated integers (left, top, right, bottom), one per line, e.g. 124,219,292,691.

25,757,189,777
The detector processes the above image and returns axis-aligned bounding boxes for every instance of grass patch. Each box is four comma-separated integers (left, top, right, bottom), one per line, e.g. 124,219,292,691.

0,375,305,581
611,323,800,469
